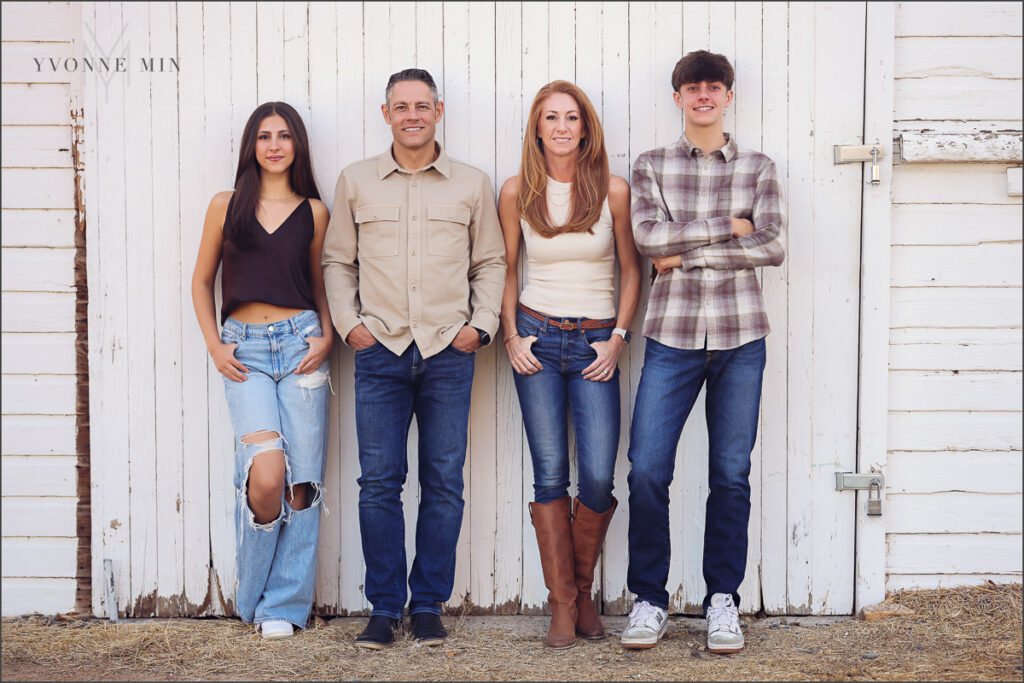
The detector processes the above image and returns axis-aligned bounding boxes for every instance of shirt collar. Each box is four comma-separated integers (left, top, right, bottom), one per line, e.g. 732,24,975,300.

377,142,451,179
678,132,737,161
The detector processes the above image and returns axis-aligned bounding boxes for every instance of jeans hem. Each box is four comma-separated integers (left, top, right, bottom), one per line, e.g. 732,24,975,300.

369,608,405,620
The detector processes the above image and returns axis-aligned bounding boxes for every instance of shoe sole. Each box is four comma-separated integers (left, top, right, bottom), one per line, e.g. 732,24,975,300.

708,646,743,654
620,620,669,649
355,640,390,650
413,637,445,647
578,632,605,641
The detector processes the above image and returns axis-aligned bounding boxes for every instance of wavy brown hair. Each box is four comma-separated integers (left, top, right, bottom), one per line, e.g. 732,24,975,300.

225,101,321,249
517,81,609,238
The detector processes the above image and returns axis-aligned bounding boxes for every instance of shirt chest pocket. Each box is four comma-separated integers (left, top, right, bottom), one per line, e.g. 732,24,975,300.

426,204,471,259
355,205,400,258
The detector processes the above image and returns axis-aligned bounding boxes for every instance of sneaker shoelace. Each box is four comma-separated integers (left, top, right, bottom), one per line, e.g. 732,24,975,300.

707,600,740,634
629,601,664,631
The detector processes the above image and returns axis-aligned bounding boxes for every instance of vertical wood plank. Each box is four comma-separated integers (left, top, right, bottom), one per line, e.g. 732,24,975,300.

809,2,863,615
207,0,243,614
601,0,633,616
758,0,790,616
548,2,575,82
86,0,132,617
335,1,367,615
466,0,498,612
149,0,187,615
709,2,736,135
176,1,212,615
363,3,392,157
785,1,815,615
256,2,285,102
855,1,894,612
440,0,472,612
122,2,158,617
307,0,340,615
734,0,763,615
282,3,309,115
519,0,549,614
492,2,524,614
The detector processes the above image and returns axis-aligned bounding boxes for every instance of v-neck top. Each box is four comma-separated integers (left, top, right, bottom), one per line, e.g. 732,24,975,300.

220,195,316,323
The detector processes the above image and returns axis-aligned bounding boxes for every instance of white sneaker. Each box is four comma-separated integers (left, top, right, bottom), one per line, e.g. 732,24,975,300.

620,600,669,649
706,593,743,654
259,620,294,640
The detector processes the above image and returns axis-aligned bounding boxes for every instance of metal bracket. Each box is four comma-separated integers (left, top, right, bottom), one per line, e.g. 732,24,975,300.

835,472,885,516
835,472,884,491
833,144,884,164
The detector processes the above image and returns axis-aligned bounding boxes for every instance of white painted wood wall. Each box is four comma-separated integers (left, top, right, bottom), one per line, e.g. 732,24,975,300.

0,1,82,617
886,2,1023,591
77,0,874,619
4,1,1018,619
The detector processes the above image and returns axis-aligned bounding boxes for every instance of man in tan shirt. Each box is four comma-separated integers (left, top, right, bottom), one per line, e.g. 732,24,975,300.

322,68,505,649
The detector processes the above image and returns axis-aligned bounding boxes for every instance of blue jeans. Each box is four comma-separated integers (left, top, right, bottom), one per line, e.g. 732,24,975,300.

220,310,330,630
513,308,619,513
626,336,766,613
353,340,475,619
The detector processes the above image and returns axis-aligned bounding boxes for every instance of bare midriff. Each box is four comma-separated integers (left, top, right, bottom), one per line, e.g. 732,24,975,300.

229,301,308,325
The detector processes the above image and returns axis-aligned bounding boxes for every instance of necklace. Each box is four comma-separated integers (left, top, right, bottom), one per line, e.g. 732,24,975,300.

260,190,297,200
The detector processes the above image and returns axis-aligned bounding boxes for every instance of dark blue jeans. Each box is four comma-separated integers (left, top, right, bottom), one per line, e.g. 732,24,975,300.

353,340,475,619
512,308,619,513
626,336,766,613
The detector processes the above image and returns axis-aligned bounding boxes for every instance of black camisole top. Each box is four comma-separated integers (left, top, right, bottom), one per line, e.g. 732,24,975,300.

220,195,317,324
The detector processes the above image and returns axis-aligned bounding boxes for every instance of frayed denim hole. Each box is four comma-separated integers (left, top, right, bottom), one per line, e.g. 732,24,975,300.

237,434,291,530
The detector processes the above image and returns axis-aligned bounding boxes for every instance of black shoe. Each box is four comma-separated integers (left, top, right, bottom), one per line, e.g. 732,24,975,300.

410,612,447,646
355,615,402,649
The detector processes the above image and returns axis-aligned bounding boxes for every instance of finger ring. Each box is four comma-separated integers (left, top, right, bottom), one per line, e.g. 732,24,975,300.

601,369,609,375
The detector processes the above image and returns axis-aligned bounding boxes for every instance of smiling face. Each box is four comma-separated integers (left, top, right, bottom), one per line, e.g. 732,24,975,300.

382,79,443,154
536,92,586,159
673,80,733,131
254,114,294,174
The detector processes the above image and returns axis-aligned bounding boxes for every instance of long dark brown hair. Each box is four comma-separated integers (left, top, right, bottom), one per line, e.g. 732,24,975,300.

517,81,609,238
225,101,321,249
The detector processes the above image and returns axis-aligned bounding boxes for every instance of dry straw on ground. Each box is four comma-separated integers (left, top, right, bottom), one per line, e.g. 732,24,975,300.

2,583,1021,681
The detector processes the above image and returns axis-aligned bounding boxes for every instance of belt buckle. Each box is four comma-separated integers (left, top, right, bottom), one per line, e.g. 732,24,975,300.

554,320,575,331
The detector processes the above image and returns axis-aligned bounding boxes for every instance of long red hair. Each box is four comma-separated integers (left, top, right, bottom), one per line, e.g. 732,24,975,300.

517,81,609,238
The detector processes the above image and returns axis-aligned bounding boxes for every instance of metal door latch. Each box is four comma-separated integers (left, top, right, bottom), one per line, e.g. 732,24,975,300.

835,472,885,516
834,143,884,186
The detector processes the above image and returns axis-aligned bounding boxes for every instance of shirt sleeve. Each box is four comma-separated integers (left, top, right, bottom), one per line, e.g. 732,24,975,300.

465,174,507,342
630,152,735,258
321,170,364,345
678,158,787,271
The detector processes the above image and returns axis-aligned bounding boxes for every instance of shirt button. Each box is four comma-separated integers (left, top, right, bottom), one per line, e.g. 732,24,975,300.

448,214,454,220
412,215,417,221
412,322,418,328
410,250,417,256
411,284,417,291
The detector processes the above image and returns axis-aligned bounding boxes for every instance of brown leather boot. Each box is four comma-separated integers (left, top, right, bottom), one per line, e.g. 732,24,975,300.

529,496,577,649
571,496,617,639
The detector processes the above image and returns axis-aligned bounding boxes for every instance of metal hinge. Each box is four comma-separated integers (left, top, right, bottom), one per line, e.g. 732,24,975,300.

835,472,884,516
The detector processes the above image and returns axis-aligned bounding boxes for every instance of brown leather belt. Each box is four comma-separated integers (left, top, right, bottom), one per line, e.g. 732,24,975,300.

518,303,616,331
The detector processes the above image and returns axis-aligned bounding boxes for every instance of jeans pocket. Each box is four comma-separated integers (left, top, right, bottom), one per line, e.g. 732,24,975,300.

354,341,381,355
584,326,614,345
446,343,476,358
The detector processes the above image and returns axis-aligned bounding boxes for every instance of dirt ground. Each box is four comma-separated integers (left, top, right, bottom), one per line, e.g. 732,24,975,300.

2,583,1021,682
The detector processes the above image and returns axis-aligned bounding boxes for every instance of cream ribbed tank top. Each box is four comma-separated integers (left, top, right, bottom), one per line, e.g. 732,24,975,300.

518,177,616,319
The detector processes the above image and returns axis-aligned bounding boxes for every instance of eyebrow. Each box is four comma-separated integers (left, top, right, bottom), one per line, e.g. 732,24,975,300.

258,128,291,134
543,109,580,115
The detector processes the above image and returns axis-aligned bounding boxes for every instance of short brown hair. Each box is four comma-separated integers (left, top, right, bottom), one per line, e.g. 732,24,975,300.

671,50,735,91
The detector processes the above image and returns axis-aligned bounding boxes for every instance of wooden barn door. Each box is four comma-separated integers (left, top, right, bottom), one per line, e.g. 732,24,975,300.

84,2,873,618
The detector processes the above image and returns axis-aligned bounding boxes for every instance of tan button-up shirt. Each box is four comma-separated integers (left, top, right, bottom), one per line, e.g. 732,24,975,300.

322,144,506,358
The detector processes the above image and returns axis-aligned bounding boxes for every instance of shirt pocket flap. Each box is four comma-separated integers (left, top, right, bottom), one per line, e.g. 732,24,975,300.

427,204,471,226
355,205,400,223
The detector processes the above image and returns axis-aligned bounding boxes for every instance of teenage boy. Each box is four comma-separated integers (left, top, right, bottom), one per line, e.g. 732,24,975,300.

322,68,506,648
621,50,786,654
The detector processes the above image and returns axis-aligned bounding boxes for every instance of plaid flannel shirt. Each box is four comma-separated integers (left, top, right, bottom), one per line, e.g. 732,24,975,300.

631,134,786,351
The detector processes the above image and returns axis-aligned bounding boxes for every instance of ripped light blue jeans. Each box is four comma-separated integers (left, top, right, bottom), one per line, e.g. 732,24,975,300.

220,310,330,630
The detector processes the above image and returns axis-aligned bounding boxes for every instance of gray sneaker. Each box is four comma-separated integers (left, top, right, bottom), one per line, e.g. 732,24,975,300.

706,593,744,654
620,600,669,649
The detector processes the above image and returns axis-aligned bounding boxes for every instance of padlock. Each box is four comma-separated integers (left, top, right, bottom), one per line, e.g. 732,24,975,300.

867,478,882,515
